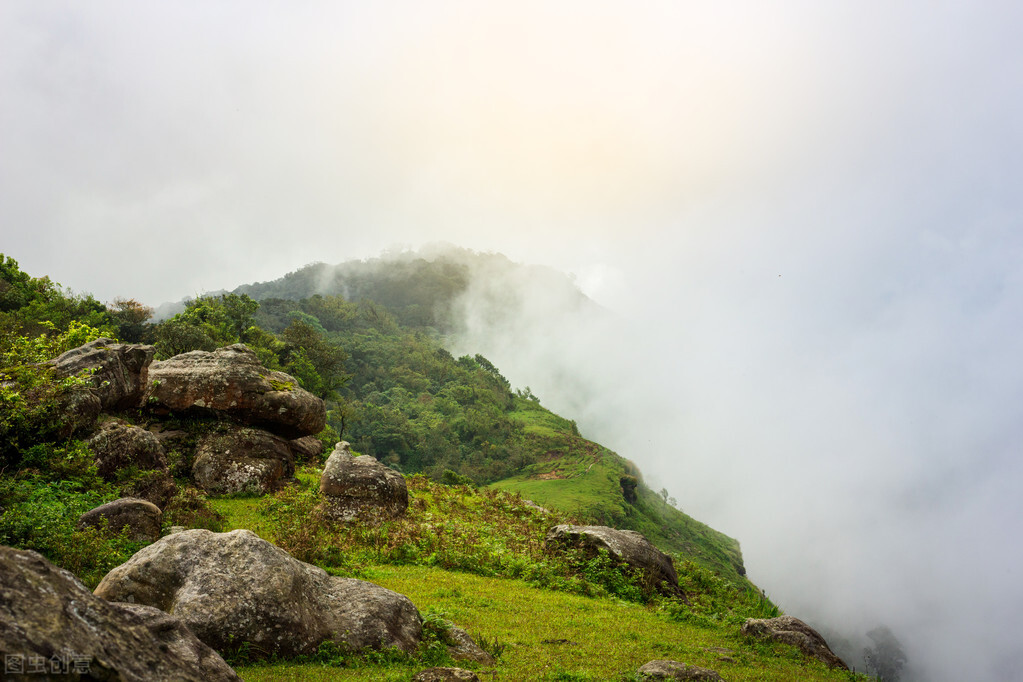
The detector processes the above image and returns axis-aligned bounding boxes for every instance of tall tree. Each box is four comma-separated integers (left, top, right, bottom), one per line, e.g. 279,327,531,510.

863,625,907,682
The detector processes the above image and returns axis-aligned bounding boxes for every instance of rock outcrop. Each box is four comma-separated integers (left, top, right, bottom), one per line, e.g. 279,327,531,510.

94,529,422,658
53,338,155,411
637,659,724,680
192,426,295,495
320,441,408,523
77,498,163,543
546,525,684,598
87,420,168,480
741,615,848,669
144,344,325,438
0,545,238,682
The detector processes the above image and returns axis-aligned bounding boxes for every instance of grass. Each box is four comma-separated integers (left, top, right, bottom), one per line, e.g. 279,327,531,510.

203,474,867,682
235,565,863,682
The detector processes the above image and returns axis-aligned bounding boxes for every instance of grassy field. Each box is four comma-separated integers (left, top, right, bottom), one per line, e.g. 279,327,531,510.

211,475,865,682
235,565,861,682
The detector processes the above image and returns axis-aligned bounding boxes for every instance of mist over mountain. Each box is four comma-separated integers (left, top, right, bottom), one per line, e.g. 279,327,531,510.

227,245,1023,680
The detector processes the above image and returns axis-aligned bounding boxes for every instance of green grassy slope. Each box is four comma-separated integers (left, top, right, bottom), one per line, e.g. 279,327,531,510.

490,397,746,584
212,477,861,682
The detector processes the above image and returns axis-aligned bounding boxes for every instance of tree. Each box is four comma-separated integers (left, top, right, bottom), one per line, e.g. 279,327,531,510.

863,625,907,682
108,298,153,342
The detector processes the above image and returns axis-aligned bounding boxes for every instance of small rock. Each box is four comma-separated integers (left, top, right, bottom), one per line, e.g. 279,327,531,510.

412,668,481,682
444,624,496,665
638,659,724,681
78,497,163,542
290,434,325,461
741,615,848,669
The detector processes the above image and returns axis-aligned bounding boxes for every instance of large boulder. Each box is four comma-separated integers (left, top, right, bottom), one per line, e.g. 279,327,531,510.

94,529,422,659
546,525,684,598
0,545,238,681
77,497,163,543
87,420,168,480
144,344,325,438
192,426,295,496
320,441,409,523
52,338,155,411
637,659,724,681
741,615,848,669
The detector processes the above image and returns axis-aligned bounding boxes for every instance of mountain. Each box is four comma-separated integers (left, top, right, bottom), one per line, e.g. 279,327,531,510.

233,246,745,580
0,251,861,681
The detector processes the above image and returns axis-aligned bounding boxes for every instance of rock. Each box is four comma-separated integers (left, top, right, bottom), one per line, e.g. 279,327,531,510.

741,616,848,669
52,337,155,410
412,668,481,682
51,387,102,439
320,441,408,523
290,434,325,461
546,524,684,598
94,529,422,659
0,545,238,682
120,469,178,509
144,344,326,438
443,624,496,665
77,498,163,543
192,426,295,496
523,499,551,514
638,659,724,681
87,420,168,480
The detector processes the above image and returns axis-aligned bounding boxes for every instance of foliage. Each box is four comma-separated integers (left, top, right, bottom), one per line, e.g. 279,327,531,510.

163,486,227,532
863,625,907,682
107,297,154,343
0,443,145,588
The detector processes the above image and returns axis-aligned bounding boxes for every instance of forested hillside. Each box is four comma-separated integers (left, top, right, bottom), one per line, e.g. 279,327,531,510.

0,251,868,681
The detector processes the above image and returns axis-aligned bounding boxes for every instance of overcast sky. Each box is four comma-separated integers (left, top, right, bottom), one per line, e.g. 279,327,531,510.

3,2,1023,680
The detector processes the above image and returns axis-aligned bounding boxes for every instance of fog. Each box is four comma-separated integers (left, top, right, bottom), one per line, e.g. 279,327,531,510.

3,2,1023,679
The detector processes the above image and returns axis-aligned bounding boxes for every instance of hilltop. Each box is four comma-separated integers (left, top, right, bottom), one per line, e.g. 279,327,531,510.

0,251,864,681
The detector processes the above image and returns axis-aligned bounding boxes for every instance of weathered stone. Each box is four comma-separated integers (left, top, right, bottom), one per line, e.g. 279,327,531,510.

523,499,551,514
0,545,239,682
120,468,178,509
51,387,102,439
77,497,163,543
412,668,481,682
546,524,684,598
741,616,849,669
443,623,496,665
94,529,422,659
144,344,326,438
290,434,325,461
87,420,168,480
638,659,724,681
52,337,155,410
192,426,295,496
320,441,409,523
